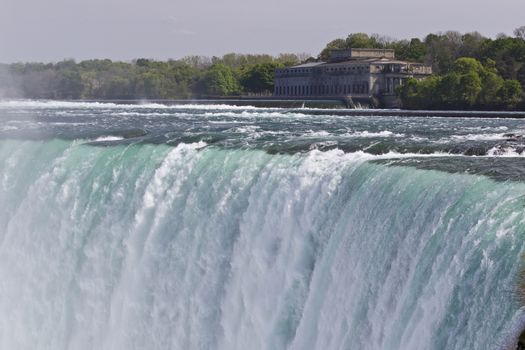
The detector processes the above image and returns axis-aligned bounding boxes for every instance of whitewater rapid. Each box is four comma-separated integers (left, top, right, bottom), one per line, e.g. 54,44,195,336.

0,137,524,350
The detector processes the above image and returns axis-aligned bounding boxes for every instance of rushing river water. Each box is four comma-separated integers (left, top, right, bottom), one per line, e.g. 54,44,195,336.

1,100,525,349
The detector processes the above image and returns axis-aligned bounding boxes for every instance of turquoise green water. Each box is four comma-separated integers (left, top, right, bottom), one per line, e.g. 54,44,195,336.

1,101,525,349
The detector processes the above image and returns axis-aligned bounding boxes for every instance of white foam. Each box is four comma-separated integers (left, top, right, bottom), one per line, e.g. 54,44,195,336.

449,133,509,141
306,130,332,137
0,100,139,109
347,130,405,138
487,146,525,157
293,130,405,139
203,111,311,119
170,104,262,110
228,125,261,133
0,100,265,111
94,136,125,142
316,148,525,159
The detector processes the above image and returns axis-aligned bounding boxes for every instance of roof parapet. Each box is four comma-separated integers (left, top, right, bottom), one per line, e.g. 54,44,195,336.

329,48,395,62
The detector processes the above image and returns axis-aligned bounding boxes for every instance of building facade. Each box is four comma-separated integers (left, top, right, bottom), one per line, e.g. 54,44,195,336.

274,48,432,107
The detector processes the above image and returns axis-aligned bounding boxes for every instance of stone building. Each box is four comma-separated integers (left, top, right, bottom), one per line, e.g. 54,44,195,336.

274,48,432,107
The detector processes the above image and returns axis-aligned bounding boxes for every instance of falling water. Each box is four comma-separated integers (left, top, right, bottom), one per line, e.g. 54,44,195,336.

1,101,525,349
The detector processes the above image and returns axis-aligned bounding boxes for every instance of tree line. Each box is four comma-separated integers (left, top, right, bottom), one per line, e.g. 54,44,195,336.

0,53,307,100
1,28,525,109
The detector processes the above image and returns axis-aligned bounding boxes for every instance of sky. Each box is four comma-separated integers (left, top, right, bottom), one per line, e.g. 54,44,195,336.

1,0,524,63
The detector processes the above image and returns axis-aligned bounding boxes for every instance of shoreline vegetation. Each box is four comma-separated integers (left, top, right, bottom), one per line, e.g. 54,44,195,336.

1,29,525,111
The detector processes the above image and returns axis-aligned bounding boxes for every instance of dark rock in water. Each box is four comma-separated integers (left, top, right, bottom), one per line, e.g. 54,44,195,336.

118,128,148,139
462,147,487,156
504,133,524,141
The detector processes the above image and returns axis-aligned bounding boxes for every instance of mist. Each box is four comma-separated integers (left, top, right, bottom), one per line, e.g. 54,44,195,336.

0,65,22,98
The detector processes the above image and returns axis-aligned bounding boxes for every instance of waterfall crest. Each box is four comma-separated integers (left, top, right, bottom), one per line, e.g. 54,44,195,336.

0,139,524,350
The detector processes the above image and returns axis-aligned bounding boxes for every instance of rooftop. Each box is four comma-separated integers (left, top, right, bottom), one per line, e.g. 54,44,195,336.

329,48,395,62
283,58,420,70
289,62,325,68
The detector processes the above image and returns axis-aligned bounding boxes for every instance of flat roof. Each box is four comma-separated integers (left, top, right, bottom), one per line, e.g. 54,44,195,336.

287,58,430,69
286,62,326,68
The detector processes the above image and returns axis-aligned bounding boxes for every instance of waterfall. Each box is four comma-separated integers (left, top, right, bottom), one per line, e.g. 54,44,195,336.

0,139,524,350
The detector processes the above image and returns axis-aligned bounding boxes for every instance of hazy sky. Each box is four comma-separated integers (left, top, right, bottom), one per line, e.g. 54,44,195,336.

1,0,524,62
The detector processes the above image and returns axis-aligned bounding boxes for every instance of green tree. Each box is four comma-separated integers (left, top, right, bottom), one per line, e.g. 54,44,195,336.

517,64,525,89
276,53,302,66
458,72,482,106
345,33,381,49
135,71,163,98
480,37,525,80
478,71,504,107
202,64,240,96
498,80,523,108
319,38,346,61
458,32,486,58
398,76,441,109
405,38,427,61
398,57,520,110
436,73,461,107
241,63,282,94
58,70,84,99
452,57,484,75
398,77,423,109
424,32,463,73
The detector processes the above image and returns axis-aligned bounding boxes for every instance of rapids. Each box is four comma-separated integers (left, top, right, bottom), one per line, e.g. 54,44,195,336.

1,101,525,349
